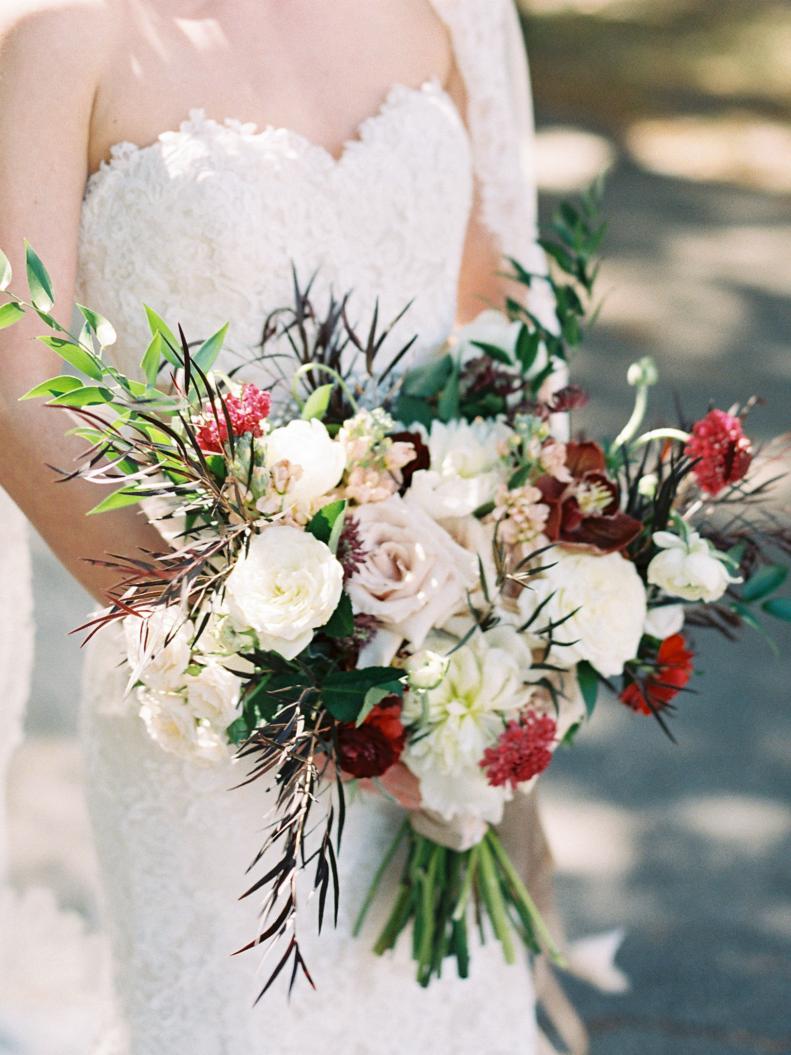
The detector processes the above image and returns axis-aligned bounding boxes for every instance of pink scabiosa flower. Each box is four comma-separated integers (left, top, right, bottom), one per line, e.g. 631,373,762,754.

196,384,272,452
685,409,753,496
480,710,557,789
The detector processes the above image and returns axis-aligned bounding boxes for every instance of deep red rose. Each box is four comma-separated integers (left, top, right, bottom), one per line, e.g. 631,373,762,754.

685,409,753,496
536,441,642,554
336,697,406,779
480,710,557,789
620,634,694,715
195,384,272,452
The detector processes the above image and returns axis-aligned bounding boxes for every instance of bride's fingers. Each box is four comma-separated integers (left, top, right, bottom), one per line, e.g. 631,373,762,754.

321,757,422,811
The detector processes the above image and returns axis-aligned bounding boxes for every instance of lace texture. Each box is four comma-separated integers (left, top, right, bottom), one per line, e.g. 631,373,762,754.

76,3,545,1051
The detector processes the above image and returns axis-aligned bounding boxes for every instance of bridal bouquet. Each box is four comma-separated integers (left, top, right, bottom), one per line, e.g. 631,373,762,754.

2,189,789,996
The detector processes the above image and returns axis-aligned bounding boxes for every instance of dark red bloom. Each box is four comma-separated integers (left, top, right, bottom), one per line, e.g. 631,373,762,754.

620,634,694,715
545,385,590,414
195,384,272,452
390,430,430,491
536,441,642,554
480,710,557,789
685,409,753,496
336,697,406,778
336,517,368,581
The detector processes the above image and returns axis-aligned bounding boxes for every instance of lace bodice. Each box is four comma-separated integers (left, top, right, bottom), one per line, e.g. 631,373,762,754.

77,81,473,385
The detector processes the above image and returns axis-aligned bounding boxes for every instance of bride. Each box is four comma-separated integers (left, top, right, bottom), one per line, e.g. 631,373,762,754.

0,1,578,1051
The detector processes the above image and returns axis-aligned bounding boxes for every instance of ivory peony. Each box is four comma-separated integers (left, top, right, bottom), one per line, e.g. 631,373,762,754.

647,530,738,603
520,548,647,677
346,496,477,659
225,525,344,660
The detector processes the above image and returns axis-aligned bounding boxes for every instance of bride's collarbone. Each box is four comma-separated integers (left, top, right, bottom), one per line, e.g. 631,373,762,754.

89,0,453,174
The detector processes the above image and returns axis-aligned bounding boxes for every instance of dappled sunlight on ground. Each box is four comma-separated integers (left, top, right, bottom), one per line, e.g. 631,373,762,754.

536,126,616,192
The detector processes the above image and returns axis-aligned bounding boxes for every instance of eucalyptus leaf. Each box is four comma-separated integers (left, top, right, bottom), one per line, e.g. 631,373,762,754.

741,565,788,604
302,383,334,421
0,248,11,291
470,340,513,366
87,485,145,516
762,597,791,622
576,660,599,719
37,335,104,380
437,367,460,422
77,303,117,347
140,332,163,386
143,305,181,366
24,242,54,312
49,385,114,407
0,301,25,330
20,374,83,401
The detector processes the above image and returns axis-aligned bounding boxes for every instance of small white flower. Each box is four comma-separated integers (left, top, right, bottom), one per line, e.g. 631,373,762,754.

520,548,647,677
138,688,230,765
644,603,686,640
648,530,739,603
225,524,344,660
124,607,193,693
264,418,346,510
405,649,450,691
185,662,242,728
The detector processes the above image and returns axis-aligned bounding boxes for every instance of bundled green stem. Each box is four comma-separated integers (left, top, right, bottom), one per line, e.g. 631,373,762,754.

355,825,562,988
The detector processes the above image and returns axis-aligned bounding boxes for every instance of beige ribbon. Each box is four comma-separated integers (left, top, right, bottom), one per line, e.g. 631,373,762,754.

497,790,590,1055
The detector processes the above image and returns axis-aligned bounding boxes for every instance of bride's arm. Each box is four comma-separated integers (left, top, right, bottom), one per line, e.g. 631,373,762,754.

0,3,166,606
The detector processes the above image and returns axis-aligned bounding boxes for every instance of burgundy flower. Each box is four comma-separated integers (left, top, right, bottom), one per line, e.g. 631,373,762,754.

536,441,642,554
545,385,590,414
480,710,557,789
620,634,694,715
336,517,368,581
195,384,272,452
685,409,753,496
389,430,430,491
336,697,406,778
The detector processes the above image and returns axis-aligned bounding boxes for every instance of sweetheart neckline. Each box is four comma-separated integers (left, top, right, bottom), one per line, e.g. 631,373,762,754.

85,78,466,191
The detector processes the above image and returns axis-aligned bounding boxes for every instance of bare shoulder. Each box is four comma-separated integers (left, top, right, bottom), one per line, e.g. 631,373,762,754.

0,0,118,77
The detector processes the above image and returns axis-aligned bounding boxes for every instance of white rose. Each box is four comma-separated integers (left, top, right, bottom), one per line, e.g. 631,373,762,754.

520,548,646,677
647,530,739,603
346,496,477,661
124,607,193,693
455,309,548,379
264,418,346,508
138,689,230,765
225,524,344,660
407,418,512,520
644,603,685,640
405,649,450,691
185,662,242,728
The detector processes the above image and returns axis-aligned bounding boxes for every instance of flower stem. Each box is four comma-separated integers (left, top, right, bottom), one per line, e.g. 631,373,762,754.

290,362,359,412
353,819,409,937
631,427,691,449
477,836,517,965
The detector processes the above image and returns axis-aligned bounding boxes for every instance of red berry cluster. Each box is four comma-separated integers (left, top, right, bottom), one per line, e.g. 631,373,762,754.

480,710,557,789
685,409,752,496
196,384,272,452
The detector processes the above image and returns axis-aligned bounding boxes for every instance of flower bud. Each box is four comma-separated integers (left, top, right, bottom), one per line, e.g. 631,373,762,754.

406,649,450,691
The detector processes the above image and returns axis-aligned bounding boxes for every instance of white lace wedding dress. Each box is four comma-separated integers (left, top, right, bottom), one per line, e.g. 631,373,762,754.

1,2,560,1052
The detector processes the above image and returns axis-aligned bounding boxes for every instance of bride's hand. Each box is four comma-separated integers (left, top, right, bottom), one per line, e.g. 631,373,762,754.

321,759,422,812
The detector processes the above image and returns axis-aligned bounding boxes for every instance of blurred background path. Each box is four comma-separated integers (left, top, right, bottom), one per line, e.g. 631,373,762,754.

8,1,791,1052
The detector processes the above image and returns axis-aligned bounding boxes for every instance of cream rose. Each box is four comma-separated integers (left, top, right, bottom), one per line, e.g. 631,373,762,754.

138,689,231,765
520,548,647,677
264,418,346,509
225,524,344,660
185,662,242,728
346,496,477,661
647,530,738,603
124,607,193,693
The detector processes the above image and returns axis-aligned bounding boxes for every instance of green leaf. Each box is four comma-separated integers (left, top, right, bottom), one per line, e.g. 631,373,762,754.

394,393,434,430
306,499,347,550
49,385,114,407
323,667,404,723
741,565,788,604
470,340,513,366
0,249,12,291
515,326,541,375
355,684,396,727
762,597,791,622
143,305,181,366
0,301,25,330
302,383,334,421
140,332,163,386
508,464,532,490
437,367,460,422
19,374,83,401
402,354,453,398
576,660,599,718
87,485,145,515
24,242,54,312
321,592,354,639
193,322,229,374
37,335,104,380
76,303,116,347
